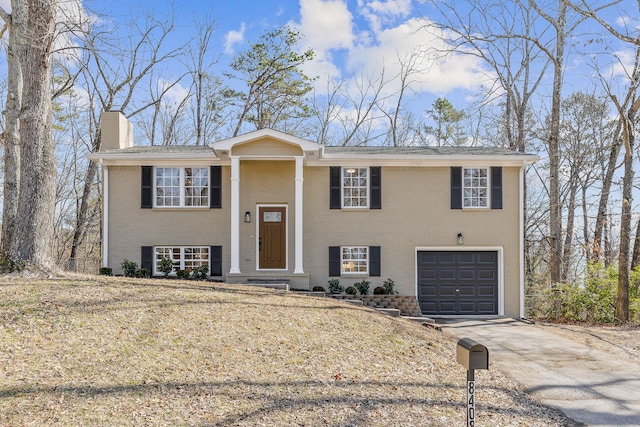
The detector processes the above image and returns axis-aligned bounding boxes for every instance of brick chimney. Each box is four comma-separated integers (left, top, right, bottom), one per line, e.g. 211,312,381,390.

100,110,133,151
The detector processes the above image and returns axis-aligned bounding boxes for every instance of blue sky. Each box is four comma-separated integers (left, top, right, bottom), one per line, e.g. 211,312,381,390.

0,0,638,135
77,0,492,109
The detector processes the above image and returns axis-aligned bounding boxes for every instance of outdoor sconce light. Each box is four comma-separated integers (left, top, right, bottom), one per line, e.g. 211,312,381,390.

457,233,464,245
245,211,251,223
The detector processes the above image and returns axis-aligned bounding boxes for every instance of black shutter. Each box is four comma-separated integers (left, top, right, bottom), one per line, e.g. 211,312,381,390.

330,166,341,209
369,246,381,277
210,166,222,208
141,166,153,209
450,167,462,209
491,167,502,209
141,246,153,272
210,245,222,276
370,166,381,209
329,246,341,276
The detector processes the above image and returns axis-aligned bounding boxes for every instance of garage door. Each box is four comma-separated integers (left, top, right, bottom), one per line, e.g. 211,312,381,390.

417,251,498,315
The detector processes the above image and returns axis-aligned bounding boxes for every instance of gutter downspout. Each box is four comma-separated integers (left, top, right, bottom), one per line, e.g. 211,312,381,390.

101,159,109,268
519,160,526,319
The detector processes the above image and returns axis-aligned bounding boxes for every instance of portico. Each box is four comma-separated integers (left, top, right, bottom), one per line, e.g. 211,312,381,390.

210,129,323,283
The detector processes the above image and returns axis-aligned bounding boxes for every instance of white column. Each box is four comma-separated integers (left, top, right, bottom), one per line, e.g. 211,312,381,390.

230,156,241,274
519,160,525,318
294,156,304,274
101,160,109,268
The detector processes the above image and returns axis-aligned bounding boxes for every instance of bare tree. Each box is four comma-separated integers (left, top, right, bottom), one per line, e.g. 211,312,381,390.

66,8,188,270
0,0,58,271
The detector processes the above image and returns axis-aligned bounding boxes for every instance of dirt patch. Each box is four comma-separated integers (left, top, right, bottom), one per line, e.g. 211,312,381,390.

537,321,640,364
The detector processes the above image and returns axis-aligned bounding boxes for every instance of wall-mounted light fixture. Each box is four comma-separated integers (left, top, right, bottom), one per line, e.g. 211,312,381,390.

457,233,464,245
245,211,251,223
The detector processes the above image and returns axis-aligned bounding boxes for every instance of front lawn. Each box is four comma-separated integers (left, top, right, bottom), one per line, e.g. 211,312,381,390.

0,277,568,426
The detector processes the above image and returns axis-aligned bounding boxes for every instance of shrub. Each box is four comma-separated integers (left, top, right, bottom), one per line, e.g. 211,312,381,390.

383,278,397,295
327,278,344,294
312,285,325,292
176,269,191,280
192,265,210,280
121,259,138,277
99,267,113,276
345,286,357,295
136,268,151,278
373,286,386,295
158,257,174,277
354,280,370,295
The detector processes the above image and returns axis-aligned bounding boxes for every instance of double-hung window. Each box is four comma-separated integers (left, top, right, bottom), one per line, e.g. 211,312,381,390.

462,168,488,208
154,246,210,275
342,167,368,208
341,246,368,274
155,167,209,207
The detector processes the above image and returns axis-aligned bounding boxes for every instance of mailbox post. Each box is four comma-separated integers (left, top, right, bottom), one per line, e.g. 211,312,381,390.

456,338,489,427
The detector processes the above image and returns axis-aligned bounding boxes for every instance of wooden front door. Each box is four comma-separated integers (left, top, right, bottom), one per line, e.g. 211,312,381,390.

259,206,287,269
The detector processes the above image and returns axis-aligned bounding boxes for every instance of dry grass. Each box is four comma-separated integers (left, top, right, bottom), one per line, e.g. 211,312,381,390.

0,276,571,426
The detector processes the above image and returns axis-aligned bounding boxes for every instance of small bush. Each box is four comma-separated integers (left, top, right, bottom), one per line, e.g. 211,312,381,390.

312,286,325,292
327,278,344,294
383,278,397,295
136,268,151,278
158,257,174,277
99,267,113,276
176,269,191,280
373,286,386,295
121,259,138,277
345,286,357,295
192,265,210,280
354,280,370,295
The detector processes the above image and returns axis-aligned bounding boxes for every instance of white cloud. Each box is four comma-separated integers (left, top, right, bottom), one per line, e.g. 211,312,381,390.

357,0,412,34
347,18,493,95
0,0,10,13
224,22,246,55
158,78,191,107
292,2,493,101
296,0,354,52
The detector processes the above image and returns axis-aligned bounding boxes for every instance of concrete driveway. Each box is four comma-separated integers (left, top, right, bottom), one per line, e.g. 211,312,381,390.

437,318,640,427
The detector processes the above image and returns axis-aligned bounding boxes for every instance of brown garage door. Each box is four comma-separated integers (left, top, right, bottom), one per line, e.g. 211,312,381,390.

417,251,498,315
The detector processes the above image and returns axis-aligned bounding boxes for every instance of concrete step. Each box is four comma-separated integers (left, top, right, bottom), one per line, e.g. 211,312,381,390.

376,308,400,317
244,283,289,291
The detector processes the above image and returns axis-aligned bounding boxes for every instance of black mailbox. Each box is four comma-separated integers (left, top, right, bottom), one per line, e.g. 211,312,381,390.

456,338,489,370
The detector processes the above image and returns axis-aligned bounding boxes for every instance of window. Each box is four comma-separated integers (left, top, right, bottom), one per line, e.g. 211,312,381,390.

463,168,488,208
154,246,210,275
342,167,368,208
155,167,209,207
341,246,368,274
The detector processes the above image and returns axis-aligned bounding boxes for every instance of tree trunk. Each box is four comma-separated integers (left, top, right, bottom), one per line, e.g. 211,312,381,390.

547,1,566,286
69,160,99,271
0,1,24,259
616,103,637,322
631,217,640,270
561,178,577,281
7,0,57,271
592,127,622,262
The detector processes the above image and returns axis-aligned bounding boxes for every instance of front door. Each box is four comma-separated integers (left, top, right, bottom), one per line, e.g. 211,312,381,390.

259,206,287,269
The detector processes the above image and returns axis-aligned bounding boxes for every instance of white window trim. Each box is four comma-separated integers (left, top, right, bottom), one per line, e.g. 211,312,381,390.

153,246,210,276
340,245,369,275
341,167,369,209
154,166,210,208
462,167,490,209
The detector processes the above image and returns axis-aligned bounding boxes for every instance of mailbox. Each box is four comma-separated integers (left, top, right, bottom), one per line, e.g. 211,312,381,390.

456,338,489,370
